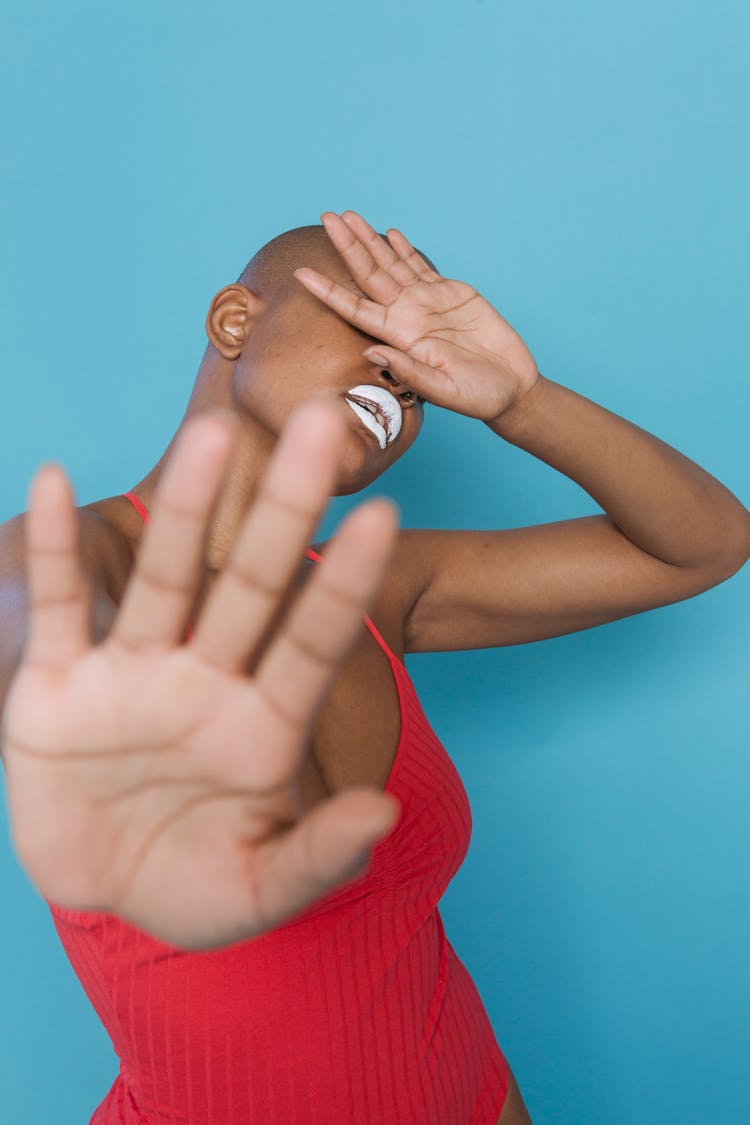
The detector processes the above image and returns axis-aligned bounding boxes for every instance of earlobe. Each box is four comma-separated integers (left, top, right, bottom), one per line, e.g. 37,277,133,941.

205,284,263,360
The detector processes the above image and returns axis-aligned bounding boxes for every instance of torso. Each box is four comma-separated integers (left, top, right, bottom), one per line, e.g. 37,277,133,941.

4,498,527,1124
83,496,407,816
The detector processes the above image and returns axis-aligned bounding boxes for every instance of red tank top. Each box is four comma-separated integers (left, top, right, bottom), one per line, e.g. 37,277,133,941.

45,492,509,1123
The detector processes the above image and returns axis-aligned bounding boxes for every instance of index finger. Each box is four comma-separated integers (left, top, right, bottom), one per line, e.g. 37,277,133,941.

293,268,389,338
109,412,238,651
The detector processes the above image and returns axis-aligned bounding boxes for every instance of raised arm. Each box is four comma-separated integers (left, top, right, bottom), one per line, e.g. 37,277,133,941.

294,210,749,652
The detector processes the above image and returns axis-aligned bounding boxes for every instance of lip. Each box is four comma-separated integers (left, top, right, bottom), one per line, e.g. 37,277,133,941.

347,393,392,443
345,399,388,449
343,384,403,448
347,412,385,449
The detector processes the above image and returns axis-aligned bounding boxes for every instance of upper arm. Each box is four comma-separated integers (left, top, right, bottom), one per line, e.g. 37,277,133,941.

396,515,748,653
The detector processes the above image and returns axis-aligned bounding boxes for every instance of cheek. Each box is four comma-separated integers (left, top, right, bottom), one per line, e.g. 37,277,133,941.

397,409,423,451
371,412,423,472
232,346,306,423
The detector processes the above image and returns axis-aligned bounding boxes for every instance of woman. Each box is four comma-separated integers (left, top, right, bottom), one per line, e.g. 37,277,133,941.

1,211,747,1123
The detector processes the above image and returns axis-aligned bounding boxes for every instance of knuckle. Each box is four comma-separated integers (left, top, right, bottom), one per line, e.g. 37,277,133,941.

285,629,334,669
138,567,194,598
228,563,285,601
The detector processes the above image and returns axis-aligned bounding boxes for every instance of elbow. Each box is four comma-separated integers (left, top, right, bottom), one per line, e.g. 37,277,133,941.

725,504,750,568
700,506,750,582
671,504,750,584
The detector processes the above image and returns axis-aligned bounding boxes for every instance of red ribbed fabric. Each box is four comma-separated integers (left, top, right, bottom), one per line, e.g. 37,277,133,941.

45,493,510,1123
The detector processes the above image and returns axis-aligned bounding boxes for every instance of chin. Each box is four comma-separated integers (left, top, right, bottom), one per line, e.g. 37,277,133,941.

333,438,393,495
333,465,390,496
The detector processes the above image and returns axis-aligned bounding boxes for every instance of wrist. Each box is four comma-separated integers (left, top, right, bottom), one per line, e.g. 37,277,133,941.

485,371,548,437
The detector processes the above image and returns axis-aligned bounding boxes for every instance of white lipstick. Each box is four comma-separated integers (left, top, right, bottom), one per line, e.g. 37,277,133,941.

344,384,402,450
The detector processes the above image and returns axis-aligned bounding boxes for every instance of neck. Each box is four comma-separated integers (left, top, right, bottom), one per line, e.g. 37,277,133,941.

127,351,276,571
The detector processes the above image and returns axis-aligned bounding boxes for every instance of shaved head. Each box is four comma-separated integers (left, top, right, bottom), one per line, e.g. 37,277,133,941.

236,225,344,304
236,223,437,304
194,219,431,495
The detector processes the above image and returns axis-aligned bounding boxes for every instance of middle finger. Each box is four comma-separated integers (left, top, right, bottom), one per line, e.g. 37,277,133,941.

320,212,411,303
339,211,421,287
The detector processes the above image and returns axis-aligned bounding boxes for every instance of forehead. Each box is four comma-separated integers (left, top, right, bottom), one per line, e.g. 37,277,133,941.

289,229,437,289
281,244,367,319
302,239,361,288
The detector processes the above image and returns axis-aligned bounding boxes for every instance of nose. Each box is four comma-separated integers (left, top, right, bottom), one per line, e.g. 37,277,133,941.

374,365,420,406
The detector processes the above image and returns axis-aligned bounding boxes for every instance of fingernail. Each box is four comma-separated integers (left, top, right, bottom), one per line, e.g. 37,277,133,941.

363,349,389,367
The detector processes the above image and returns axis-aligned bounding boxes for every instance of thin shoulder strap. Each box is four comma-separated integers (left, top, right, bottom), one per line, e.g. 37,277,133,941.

303,546,400,664
123,490,149,522
121,494,400,665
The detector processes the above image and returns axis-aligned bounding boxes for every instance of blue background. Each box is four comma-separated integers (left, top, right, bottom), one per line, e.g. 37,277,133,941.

1,1,748,1122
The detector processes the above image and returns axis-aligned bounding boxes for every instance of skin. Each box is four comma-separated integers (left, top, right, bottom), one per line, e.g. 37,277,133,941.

1,210,748,1125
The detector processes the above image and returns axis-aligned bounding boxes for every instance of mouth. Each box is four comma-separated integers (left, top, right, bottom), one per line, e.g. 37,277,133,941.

343,384,403,450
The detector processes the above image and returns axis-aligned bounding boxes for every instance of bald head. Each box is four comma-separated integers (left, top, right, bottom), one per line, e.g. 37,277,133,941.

193,219,432,493
236,225,333,304
236,223,437,305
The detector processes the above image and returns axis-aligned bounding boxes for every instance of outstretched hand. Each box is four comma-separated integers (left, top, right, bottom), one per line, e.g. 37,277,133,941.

2,400,401,951
294,210,541,423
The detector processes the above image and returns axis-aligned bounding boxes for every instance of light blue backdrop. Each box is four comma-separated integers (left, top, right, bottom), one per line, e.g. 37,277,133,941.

1,2,748,1122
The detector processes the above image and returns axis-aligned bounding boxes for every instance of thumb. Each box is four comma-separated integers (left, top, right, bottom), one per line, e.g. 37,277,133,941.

362,345,453,406
251,788,402,926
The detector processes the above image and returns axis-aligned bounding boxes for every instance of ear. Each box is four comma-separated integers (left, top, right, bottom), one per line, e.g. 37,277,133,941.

205,284,265,360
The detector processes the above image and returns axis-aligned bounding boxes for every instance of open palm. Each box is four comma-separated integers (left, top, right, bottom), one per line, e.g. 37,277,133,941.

2,402,400,951
294,210,540,421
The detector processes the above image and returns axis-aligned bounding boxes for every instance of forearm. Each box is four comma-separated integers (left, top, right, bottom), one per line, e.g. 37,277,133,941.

489,374,750,570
